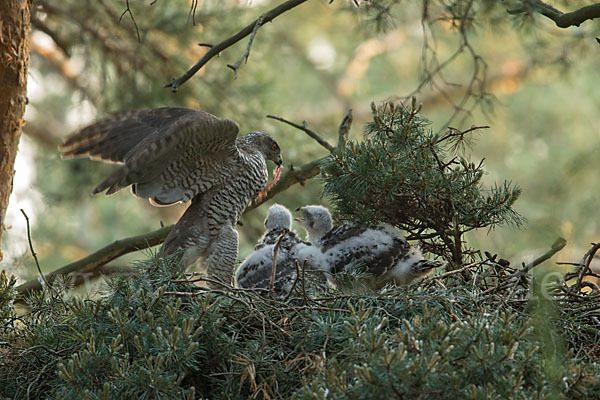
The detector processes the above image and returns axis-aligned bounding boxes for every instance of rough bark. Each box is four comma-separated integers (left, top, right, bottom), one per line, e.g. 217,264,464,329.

0,0,32,261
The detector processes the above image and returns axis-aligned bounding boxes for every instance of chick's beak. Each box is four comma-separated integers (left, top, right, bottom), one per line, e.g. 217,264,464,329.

294,206,304,222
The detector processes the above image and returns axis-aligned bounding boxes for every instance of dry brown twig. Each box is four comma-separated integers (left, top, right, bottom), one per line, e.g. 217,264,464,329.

479,237,567,297
227,15,265,79
270,233,286,299
20,209,71,310
119,0,141,43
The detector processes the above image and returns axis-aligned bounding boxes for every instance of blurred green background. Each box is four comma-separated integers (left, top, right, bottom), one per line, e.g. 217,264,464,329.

2,0,598,285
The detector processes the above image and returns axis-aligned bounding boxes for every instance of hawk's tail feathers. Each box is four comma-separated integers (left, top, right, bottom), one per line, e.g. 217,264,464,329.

59,121,116,159
92,168,130,196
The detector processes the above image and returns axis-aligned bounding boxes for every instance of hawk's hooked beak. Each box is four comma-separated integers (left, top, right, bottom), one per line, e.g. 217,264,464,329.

275,155,283,166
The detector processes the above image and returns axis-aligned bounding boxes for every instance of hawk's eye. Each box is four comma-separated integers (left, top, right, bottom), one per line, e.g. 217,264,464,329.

271,144,278,151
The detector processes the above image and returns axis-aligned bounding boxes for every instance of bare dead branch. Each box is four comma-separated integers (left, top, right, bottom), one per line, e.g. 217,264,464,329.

16,225,172,295
165,0,309,91
521,237,567,275
573,242,600,293
227,15,265,79
266,115,335,152
479,237,567,297
507,0,600,28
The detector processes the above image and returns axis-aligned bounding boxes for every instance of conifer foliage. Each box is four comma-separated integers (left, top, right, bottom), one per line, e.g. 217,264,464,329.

321,102,525,266
2,258,600,399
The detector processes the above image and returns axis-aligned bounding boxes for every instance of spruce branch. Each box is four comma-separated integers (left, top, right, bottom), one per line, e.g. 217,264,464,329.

166,0,309,90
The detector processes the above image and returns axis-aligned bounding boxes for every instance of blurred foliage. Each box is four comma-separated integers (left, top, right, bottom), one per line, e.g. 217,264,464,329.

322,101,524,265
1,0,599,282
3,252,600,398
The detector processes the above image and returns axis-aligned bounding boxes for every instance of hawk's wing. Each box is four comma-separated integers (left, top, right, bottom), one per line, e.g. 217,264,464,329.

60,107,208,163
60,107,241,204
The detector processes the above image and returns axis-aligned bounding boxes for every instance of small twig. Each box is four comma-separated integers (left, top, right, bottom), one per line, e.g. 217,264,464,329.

283,261,301,302
267,115,335,152
20,210,52,292
227,15,265,79
573,242,600,293
270,233,286,299
436,125,489,145
187,0,199,26
300,259,309,301
119,0,141,43
480,237,567,297
425,259,488,281
20,210,70,310
521,237,567,275
166,0,309,90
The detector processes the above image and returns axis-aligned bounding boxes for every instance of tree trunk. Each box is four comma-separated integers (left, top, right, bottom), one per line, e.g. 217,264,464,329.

0,0,32,261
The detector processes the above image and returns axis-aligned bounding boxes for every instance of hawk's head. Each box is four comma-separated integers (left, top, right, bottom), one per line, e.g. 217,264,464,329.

243,132,282,166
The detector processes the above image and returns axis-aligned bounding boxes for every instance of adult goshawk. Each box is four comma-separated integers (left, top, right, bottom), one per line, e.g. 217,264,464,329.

60,107,282,284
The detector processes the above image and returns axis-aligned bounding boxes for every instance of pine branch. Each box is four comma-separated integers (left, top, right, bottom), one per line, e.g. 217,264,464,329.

165,0,309,91
507,0,600,28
